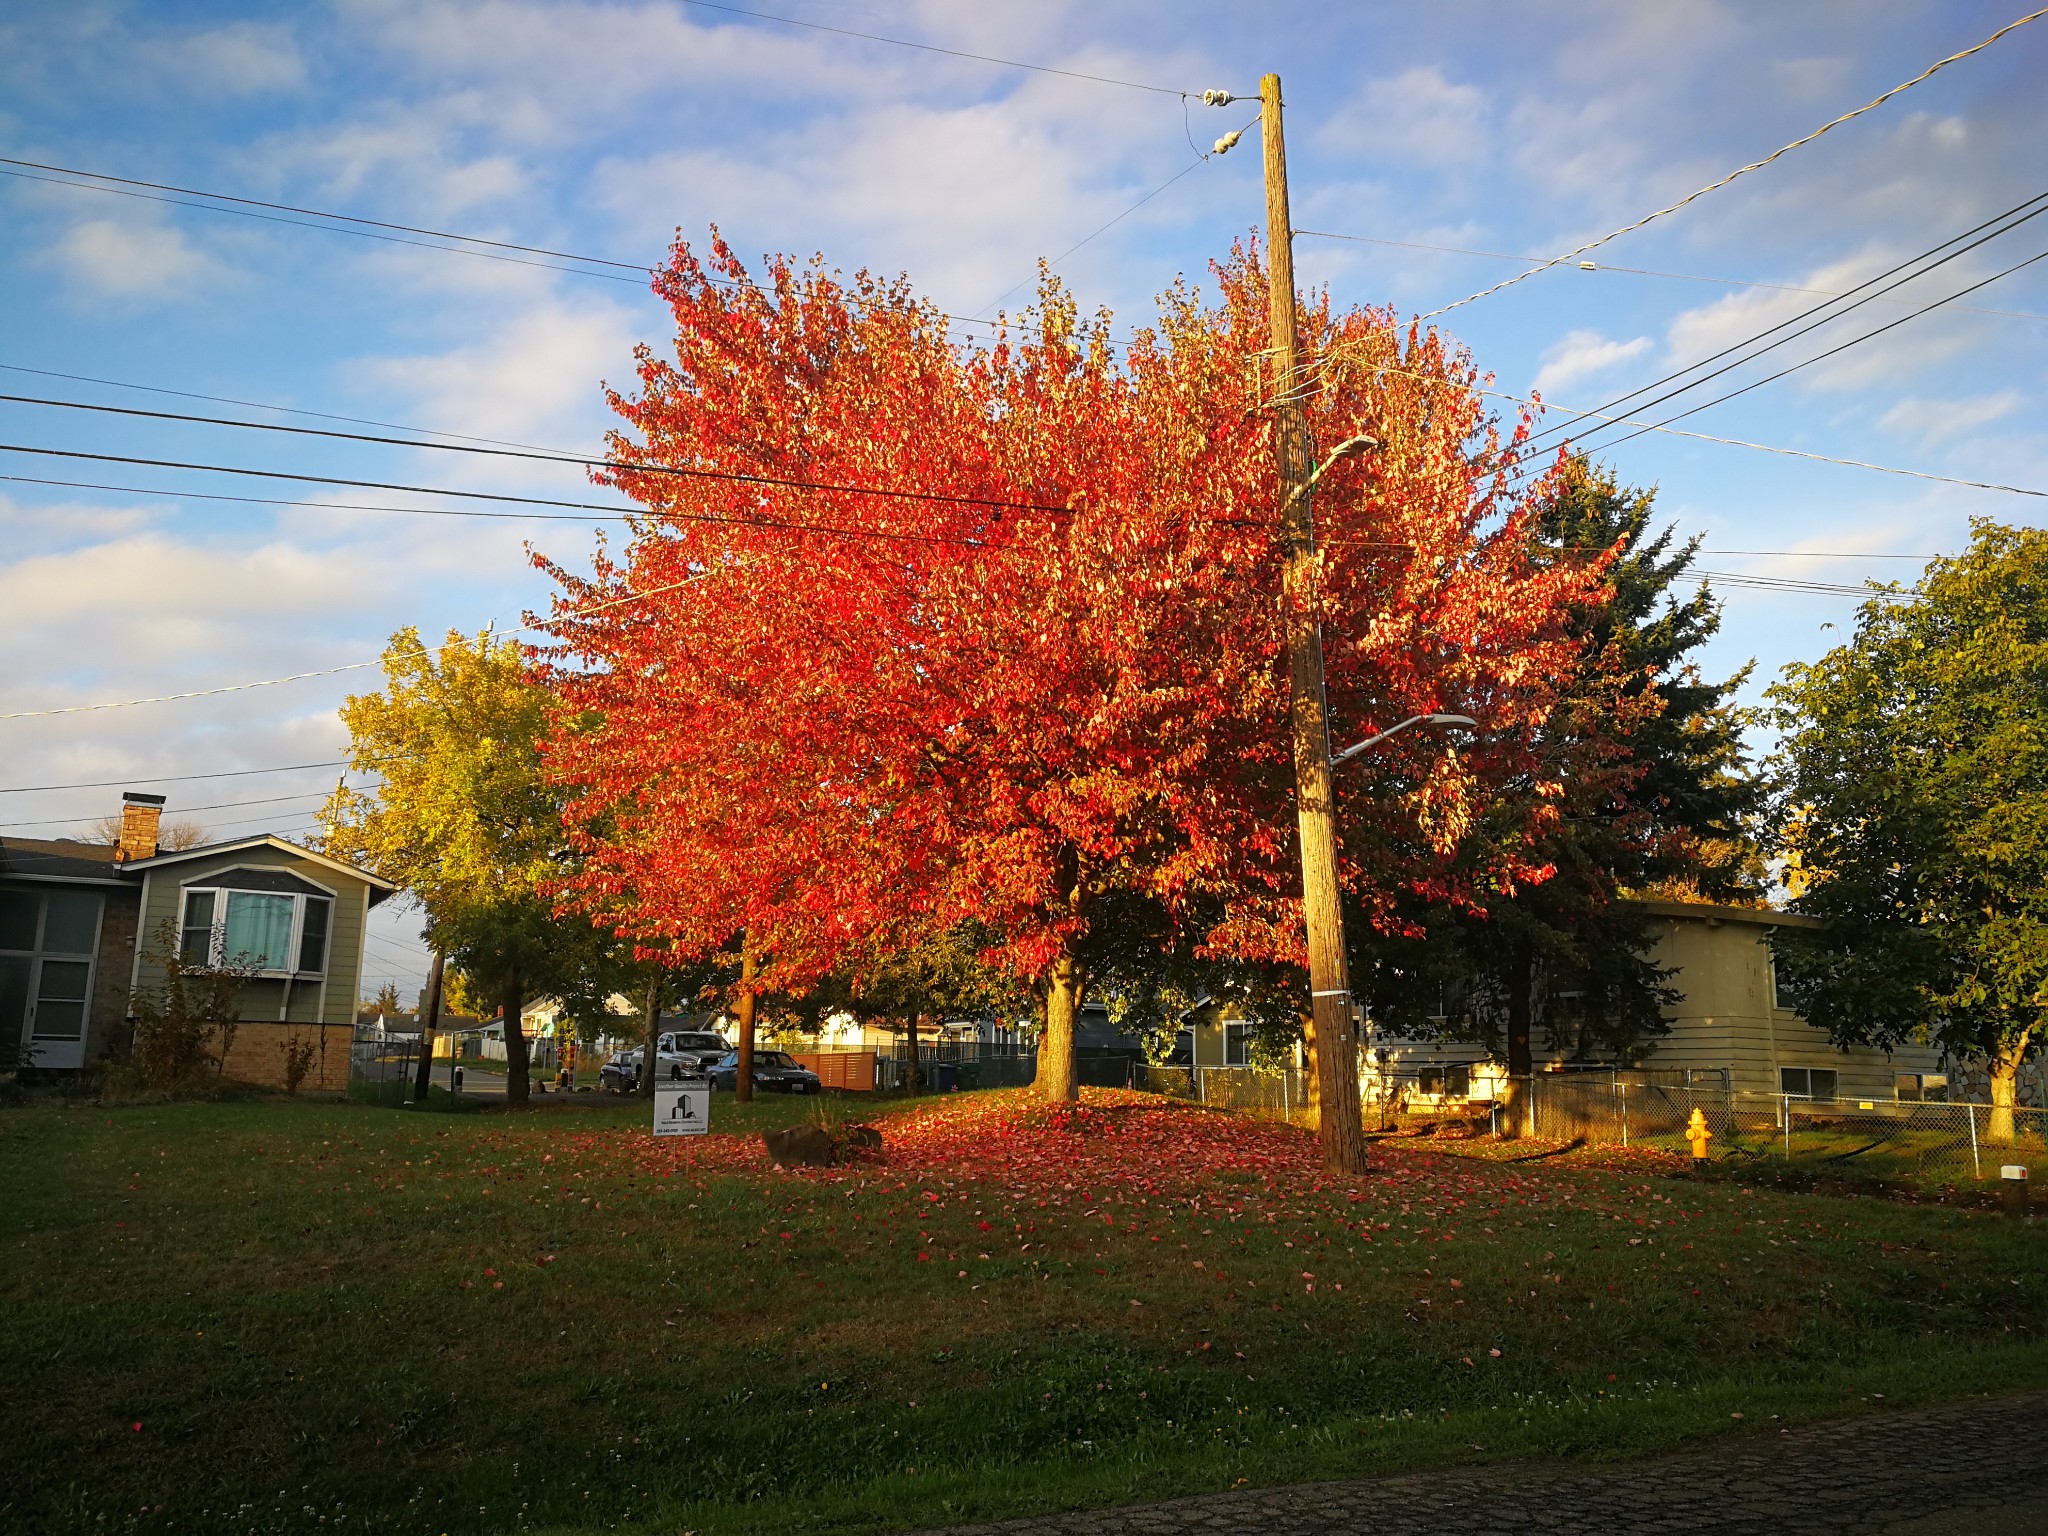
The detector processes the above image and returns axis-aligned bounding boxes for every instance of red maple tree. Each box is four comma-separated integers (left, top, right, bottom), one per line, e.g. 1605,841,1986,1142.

534,234,1604,1101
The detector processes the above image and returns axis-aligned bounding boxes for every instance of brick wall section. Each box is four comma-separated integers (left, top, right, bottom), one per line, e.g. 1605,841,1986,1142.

89,885,141,1065
218,1021,352,1092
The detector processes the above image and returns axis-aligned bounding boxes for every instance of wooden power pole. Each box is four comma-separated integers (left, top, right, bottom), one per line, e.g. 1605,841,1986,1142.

413,950,444,1105
1261,72,1370,1176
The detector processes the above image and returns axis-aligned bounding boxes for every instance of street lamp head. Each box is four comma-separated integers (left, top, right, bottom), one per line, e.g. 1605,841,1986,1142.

1426,713,1478,729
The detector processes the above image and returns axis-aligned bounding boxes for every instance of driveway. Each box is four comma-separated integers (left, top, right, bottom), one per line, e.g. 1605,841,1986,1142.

924,1392,2048,1536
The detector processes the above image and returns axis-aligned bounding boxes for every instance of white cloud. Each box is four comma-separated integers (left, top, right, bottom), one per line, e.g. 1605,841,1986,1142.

1878,390,2022,446
353,297,640,455
163,21,307,96
1532,328,1651,396
46,218,222,299
1320,66,1487,168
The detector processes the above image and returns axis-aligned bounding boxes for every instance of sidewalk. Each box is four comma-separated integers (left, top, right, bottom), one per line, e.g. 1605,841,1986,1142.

926,1392,2048,1536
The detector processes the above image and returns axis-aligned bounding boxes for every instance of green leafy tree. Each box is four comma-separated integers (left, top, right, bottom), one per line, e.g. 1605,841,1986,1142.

1769,520,2048,1138
795,926,1021,1090
320,627,582,1108
1365,460,1761,1106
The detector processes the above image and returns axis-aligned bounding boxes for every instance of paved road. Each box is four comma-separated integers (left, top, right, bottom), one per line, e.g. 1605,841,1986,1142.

926,1393,2048,1536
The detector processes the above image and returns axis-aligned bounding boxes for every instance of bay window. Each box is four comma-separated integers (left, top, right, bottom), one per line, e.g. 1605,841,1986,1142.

177,873,333,977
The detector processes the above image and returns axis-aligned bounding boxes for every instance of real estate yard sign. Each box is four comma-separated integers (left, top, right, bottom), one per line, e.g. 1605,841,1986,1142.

653,1081,709,1137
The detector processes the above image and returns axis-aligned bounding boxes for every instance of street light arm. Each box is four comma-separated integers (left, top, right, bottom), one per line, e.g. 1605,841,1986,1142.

1331,712,1477,768
1279,433,1377,514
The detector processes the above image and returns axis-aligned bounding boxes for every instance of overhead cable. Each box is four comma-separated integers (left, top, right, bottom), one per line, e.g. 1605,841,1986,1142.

0,392,1076,515
0,760,351,795
1598,241,2048,451
1415,5,2048,319
0,570,711,722
0,443,1049,547
1509,189,2048,458
0,161,1146,344
1291,228,2048,325
673,1,1207,96
0,474,635,524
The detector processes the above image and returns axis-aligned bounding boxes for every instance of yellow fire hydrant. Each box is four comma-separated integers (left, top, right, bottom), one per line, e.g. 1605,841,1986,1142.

1686,1107,1713,1165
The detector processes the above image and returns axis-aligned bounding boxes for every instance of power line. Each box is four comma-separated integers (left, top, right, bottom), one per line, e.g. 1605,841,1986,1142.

0,362,582,456
0,154,649,273
0,443,1048,548
1291,228,2048,325
1416,5,2048,320
0,570,712,722
0,760,350,795
0,392,1077,516
1598,240,2048,451
0,788,336,831
1502,189,2048,460
975,141,1240,317
673,1,1208,97
1496,387,2048,500
0,164,1144,346
0,474,634,524
0,164,652,287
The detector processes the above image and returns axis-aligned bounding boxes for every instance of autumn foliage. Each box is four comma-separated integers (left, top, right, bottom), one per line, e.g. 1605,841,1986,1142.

534,234,1605,1095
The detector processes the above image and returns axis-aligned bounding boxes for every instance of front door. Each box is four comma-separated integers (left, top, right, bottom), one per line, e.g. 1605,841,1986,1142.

0,887,103,1071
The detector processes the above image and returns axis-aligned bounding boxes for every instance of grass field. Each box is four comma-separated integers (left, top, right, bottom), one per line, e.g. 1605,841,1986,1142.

2,1087,2044,1536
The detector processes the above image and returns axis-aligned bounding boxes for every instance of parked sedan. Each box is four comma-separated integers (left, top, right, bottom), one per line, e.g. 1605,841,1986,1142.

707,1050,822,1095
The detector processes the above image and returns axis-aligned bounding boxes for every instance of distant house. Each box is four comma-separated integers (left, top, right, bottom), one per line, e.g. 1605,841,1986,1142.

1,791,396,1088
1363,900,1949,1104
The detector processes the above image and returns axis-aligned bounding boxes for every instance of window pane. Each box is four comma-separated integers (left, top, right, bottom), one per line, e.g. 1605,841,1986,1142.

297,897,331,974
30,1001,85,1041
223,892,293,970
32,960,90,1040
1810,1069,1838,1100
41,891,102,955
0,890,39,952
0,955,29,1036
36,959,89,1002
1895,1073,1922,1102
1780,1068,1807,1095
180,890,216,965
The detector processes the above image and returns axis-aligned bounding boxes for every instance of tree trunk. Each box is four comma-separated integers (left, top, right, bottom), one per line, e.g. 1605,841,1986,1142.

412,951,444,1104
502,965,529,1109
1037,947,1082,1103
638,971,663,1100
734,935,757,1104
1987,1030,2030,1143
903,1011,923,1093
1298,1007,1322,1126
1501,939,1534,1138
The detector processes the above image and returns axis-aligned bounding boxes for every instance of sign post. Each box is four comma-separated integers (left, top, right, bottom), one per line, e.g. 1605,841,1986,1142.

653,1080,709,1137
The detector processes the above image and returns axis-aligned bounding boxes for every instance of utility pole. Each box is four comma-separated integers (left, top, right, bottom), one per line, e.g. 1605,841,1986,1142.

413,950,444,1105
1260,72,1370,1175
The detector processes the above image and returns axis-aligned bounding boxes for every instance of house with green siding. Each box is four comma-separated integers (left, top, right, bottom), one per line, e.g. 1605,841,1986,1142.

2,792,395,1089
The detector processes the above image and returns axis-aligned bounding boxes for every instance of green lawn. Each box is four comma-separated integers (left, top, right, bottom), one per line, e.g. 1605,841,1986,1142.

2,1087,2044,1536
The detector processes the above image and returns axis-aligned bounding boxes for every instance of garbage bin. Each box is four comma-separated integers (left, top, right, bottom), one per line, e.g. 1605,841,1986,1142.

927,1061,959,1093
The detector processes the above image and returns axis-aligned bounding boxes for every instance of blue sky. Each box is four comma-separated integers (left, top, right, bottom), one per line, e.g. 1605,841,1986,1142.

3,0,2044,1001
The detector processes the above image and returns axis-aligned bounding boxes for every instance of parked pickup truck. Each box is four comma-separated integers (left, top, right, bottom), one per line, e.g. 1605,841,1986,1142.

599,1030,731,1093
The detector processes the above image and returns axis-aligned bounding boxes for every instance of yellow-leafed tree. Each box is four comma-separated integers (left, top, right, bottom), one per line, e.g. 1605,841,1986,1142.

320,627,578,1107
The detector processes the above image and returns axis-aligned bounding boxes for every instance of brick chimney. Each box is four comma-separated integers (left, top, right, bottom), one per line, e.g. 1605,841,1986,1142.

114,791,166,863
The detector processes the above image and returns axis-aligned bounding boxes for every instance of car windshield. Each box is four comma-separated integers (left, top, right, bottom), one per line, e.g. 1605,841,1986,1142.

677,1035,724,1049
757,1052,796,1069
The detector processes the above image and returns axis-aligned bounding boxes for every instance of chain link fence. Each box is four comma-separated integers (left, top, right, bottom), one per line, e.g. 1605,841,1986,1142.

1518,1072,2048,1187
